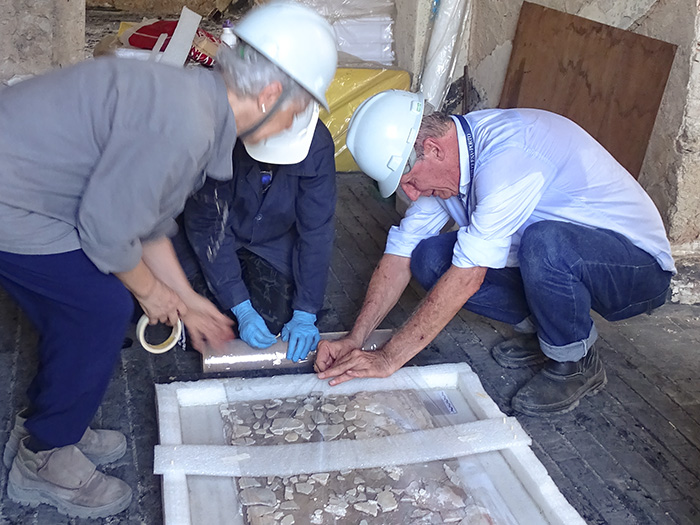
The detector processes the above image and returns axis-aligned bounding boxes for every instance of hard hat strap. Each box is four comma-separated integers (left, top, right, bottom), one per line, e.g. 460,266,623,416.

238,89,291,140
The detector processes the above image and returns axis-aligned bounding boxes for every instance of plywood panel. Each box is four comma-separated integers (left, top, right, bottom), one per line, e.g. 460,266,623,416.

499,2,676,178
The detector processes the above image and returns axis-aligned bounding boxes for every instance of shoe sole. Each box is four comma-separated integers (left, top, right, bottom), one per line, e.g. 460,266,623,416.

7,475,132,519
512,368,608,417
3,432,127,470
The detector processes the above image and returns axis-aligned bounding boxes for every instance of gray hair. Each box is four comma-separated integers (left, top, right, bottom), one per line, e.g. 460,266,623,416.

216,42,312,108
414,112,453,159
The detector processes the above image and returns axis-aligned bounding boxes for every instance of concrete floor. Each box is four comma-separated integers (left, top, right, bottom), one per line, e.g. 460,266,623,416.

0,173,699,524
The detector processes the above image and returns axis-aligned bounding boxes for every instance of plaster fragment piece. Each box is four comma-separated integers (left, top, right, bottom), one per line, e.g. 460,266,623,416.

247,506,274,519
377,489,398,512
435,486,466,510
239,487,277,507
344,410,358,421
280,515,295,525
270,417,304,434
359,521,369,525
311,473,330,485
253,409,264,419
284,432,299,442
266,409,279,418
232,425,252,438
354,500,379,517
325,496,348,517
320,403,338,413
295,482,314,495
329,414,344,424
317,424,344,440
238,477,260,489
280,501,300,510
310,412,326,425
284,486,293,501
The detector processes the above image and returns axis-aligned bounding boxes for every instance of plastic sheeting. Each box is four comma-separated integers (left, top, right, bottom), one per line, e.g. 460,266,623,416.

420,0,472,112
296,0,396,66
154,362,586,525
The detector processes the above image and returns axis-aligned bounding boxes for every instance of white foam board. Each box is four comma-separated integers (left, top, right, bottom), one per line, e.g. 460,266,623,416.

154,363,585,525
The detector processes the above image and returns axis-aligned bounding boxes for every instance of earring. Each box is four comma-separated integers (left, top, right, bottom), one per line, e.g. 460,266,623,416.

261,104,266,114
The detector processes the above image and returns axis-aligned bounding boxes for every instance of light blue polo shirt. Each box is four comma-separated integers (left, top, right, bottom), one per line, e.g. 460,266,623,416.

385,108,675,274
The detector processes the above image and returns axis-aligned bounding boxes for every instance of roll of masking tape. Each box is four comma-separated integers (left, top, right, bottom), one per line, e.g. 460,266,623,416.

136,314,183,354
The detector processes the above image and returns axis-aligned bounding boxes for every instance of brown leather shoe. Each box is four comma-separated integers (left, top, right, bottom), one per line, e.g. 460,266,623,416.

7,437,132,519
511,346,607,416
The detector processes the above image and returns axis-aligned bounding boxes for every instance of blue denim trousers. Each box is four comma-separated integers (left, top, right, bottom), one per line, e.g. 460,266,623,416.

410,221,672,362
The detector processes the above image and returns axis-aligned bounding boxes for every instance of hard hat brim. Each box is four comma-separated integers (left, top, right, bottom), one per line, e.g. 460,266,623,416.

377,169,403,199
243,102,319,165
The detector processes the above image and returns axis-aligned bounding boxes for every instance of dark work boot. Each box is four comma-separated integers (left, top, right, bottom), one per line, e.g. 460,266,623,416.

511,346,607,416
491,334,548,369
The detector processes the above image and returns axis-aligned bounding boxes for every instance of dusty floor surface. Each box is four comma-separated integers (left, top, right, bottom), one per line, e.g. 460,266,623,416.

0,9,699,525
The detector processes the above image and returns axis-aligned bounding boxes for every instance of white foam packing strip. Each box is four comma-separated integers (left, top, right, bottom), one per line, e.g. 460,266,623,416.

154,417,531,477
169,362,470,407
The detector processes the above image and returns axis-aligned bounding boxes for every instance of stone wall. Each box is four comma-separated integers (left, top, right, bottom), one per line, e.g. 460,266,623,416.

0,0,85,82
85,0,230,16
461,0,700,246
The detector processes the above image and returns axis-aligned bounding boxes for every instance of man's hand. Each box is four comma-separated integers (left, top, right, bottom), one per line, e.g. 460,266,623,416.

314,337,359,373
180,292,234,352
316,346,398,386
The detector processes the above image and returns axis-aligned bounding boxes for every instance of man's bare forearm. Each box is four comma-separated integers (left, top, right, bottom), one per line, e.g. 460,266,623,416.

346,254,413,346
381,265,487,368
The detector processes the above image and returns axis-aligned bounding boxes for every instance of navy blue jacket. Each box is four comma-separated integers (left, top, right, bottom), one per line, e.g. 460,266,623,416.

183,121,336,314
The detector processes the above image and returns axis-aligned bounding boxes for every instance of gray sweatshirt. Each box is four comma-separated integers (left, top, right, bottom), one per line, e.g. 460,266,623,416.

0,57,237,273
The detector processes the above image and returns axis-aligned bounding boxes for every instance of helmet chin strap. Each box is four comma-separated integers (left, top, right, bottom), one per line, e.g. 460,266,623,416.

238,90,291,141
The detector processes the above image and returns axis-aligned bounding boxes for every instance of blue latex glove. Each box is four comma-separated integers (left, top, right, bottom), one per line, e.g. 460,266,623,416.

281,310,320,362
231,300,277,349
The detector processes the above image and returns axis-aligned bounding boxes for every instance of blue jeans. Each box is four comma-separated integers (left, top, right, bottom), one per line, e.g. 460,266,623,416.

410,221,672,362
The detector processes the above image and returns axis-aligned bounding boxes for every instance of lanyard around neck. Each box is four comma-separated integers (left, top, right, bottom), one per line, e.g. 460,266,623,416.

454,115,475,213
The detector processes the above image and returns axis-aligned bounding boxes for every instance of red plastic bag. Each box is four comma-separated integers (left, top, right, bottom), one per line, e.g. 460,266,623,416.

127,20,220,67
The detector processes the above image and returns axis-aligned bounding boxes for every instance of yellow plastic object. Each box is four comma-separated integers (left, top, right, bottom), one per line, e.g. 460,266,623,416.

117,21,136,37
320,68,411,172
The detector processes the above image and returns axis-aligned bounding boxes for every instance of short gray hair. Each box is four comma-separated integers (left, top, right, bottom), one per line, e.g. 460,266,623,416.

216,42,312,108
414,112,453,159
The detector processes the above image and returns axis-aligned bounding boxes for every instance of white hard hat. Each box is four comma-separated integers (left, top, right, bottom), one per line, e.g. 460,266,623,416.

346,90,425,198
233,1,338,111
244,102,319,164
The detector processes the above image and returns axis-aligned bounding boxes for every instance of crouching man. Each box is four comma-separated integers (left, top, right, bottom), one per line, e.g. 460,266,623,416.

315,90,674,417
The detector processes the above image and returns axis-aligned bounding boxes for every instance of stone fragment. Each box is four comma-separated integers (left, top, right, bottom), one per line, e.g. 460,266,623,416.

344,410,358,421
354,500,379,517
295,482,314,495
377,489,398,512
284,486,293,501
232,425,252,438
239,487,277,507
325,496,348,517
280,501,299,510
270,418,304,434
310,509,323,524
329,413,344,424
311,473,330,485
320,403,338,413
238,477,260,489
280,515,295,525
310,411,326,425
253,409,264,419
442,509,466,522
266,409,279,418
284,432,299,442
435,486,466,510
317,424,344,440
384,466,403,481
247,506,274,519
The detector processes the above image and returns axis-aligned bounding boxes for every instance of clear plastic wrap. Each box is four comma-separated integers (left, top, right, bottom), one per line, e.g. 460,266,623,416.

420,0,472,112
154,357,586,524
295,0,396,66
